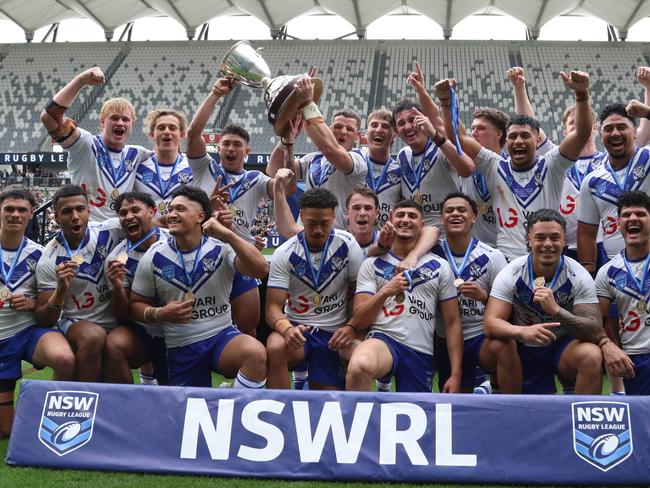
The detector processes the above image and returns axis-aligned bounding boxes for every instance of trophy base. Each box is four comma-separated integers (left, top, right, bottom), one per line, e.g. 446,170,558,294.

267,75,323,138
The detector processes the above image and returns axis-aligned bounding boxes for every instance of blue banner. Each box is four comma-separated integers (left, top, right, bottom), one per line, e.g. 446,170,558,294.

7,380,650,484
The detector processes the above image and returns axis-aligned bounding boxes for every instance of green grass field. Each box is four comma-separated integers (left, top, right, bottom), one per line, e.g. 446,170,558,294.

1,366,615,487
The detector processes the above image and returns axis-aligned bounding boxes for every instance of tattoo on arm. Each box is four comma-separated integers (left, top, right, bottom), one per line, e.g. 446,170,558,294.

554,303,604,343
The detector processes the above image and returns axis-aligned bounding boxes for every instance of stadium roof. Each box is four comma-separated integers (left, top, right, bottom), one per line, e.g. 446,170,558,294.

1,0,649,41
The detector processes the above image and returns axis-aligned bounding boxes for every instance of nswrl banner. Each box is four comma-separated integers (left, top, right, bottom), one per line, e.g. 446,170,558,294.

6,380,650,484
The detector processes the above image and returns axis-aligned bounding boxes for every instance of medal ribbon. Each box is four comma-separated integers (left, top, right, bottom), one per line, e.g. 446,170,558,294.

407,139,432,192
605,148,640,192
225,170,249,202
153,154,182,197
449,86,463,155
126,227,159,254
527,254,564,290
443,238,478,278
0,237,27,286
175,236,205,291
299,230,334,291
365,153,393,193
622,251,650,298
96,137,126,186
61,228,88,260
402,269,413,292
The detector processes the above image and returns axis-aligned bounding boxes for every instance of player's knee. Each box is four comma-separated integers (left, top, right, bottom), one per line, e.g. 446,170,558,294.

347,352,377,381
75,325,107,354
265,333,287,360
104,331,132,358
241,339,267,375
51,348,76,376
576,343,603,372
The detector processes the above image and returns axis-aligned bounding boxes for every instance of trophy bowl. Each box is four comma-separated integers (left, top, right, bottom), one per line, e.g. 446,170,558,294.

221,41,324,138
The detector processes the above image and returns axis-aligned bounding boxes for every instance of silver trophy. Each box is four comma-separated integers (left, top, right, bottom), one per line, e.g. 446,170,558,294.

221,40,323,138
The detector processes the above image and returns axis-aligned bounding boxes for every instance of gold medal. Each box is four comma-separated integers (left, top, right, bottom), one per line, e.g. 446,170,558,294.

454,278,465,288
117,252,128,264
185,291,195,302
413,191,423,204
71,254,84,265
229,205,238,218
478,203,489,214
533,277,546,289
0,286,9,300
111,188,120,200
638,299,647,313
312,293,321,306
158,201,167,213
395,292,405,304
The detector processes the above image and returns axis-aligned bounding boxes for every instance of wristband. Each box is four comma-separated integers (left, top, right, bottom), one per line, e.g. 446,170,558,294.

598,337,612,349
342,323,355,331
301,102,322,121
144,306,159,323
574,91,589,102
273,317,292,335
377,241,390,253
434,136,447,147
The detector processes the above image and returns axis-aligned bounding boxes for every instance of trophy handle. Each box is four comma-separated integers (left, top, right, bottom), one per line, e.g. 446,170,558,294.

255,47,264,55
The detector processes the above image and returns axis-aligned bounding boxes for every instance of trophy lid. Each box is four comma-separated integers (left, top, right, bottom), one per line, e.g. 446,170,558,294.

220,40,271,88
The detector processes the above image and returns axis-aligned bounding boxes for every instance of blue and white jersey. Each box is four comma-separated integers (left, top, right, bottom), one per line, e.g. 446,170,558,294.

134,153,193,214
596,252,650,355
579,147,650,259
189,153,271,244
67,128,151,222
459,170,496,247
362,150,401,227
358,230,380,257
268,229,364,333
299,150,367,230
355,252,457,355
36,220,122,330
399,138,456,231
474,146,574,261
131,236,236,348
105,228,170,337
0,238,43,340
559,152,606,250
490,254,597,346
439,240,507,340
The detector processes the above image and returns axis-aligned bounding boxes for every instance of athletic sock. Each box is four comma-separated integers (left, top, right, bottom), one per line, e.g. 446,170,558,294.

376,379,391,392
473,380,492,394
139,372,158,386
293,370,309,390
234,370,266,389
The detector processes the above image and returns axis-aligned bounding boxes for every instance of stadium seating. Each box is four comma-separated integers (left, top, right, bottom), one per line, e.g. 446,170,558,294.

1,39,649,153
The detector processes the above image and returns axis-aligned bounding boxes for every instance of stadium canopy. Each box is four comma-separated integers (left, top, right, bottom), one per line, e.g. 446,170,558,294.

1,0,649,42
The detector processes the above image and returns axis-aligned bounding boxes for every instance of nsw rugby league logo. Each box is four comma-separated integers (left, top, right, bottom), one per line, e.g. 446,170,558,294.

39,390,99,456
571,401,633,471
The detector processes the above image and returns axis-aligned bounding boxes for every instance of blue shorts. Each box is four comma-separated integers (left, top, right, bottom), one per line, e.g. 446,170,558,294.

302,328,345,389
0,326,55,380
369,331,434,393
167,326,241,387
229,270,261,300
435,333,486,390
518,335,573,394
624,353,650,395
131,324,169,385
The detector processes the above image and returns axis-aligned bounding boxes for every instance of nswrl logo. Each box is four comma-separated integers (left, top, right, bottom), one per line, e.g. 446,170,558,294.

38,391,99,456
572,401,633,472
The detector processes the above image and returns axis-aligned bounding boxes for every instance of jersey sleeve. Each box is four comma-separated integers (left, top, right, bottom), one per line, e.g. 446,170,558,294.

355,259,378,295
437,259,458,302
131,247,156,299
487,249,509,290
473,147,500,191
65,128,94,177
489,263,517,304
297,154,312,181
536,137,557,156
187,153,216,194
577,174,600,226
346,239,365,280
36,250,57,292
571,264,598,305
267,247,291,290
348,151,368,179
546,145,575,179
595,265,614,301
254,171,272,199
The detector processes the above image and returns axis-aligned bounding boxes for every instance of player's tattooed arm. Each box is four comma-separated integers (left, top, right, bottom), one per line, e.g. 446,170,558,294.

552,303,603,343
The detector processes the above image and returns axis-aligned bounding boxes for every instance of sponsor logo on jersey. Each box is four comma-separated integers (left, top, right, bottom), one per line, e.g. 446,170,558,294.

38,391,99,456
572,401,632,471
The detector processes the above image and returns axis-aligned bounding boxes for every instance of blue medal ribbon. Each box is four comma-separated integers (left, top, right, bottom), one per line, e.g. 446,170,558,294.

153,154,182,197
406,139,432,192
126,227,159,254
622,251,650,299
175,236,205,291
605,149,639,192
96,137,126,186
527,254,564,290
402,269,413,292
225,170,249,203
0,237,27,287
443,238,478,278
365,152,392,193
61,228,88,260
449,86,463,155
299,230,334,291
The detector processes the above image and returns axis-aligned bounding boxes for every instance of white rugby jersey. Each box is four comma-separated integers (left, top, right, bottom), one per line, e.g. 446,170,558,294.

268,229,364,333
67,128,151,222
189,153,270,244
36,220,122,330
105,227,169,337
134,153,193,214
439,239,507,340
358,229,380,257
362,151,401,227
131,236,236,348
474,146,574,261
579,147,650,259
459,170,497,247
0,238,43,340
559,152,606,250
596,251,650,355
490,254,598,345
399,139,458,232
299,150,367,229
355,252,457,355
